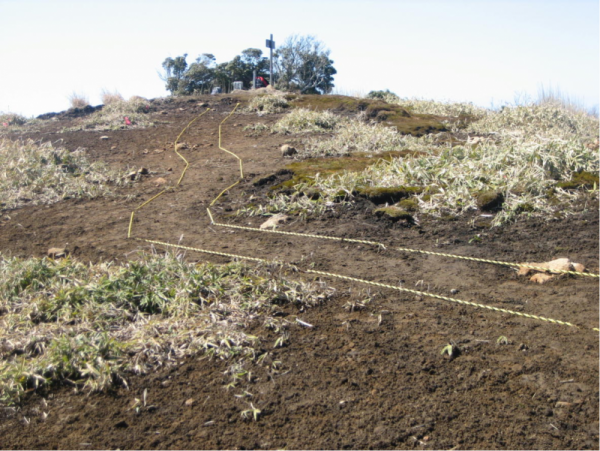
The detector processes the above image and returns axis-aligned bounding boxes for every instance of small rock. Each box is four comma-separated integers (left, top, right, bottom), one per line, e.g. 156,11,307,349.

154,148,164,153
530,273,555,284
175,142,188,151
100,136,110,140
154,177,167,186
555,401,574,409
47,247,67,259
110,145,117,150
160,110,168,115
184,398,194,406
260,214,289,229
281,144,297,157
138,167,149,175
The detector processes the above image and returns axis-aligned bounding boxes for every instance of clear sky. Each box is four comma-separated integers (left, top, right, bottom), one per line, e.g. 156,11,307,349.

1,0,598,117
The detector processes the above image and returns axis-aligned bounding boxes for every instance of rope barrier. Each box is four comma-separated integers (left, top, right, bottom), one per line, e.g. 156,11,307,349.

128,108,211,238
137,237,597,333
208,221,599,278
127,103,599,334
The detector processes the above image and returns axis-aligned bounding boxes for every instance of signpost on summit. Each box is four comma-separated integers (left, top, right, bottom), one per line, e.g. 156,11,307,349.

265,34,275,86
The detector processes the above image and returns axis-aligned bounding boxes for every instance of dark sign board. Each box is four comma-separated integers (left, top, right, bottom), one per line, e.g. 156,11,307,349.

266,39,275,49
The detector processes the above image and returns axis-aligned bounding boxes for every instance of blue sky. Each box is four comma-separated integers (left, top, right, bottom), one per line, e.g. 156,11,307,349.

0,0,598,117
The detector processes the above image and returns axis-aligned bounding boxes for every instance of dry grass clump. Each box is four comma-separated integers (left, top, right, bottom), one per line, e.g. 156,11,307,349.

100,89,124,105
300,118,408,157
68,97,154,131
0,138,125,210
0,252,334,404
246,94,289,115
271,108,342,134
466,100,599,142
389,97,487,118
68,93,90,109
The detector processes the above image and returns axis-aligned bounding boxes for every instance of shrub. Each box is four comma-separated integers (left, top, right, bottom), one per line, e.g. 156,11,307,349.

367,89,399,102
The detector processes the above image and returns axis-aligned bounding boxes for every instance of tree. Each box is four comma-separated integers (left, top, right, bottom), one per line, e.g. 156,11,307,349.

161,54,217,95
274,35,336,94
161,54,189,95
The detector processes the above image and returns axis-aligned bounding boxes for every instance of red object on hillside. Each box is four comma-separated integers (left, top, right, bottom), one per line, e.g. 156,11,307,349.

256,76,269,88
2,122,8,127
124,116,132,125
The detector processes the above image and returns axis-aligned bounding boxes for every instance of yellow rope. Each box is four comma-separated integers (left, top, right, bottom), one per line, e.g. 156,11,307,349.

208,221,598,278
127,108,210,238
137,237,597,333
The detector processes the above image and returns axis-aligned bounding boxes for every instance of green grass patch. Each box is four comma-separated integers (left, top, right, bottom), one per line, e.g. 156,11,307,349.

0,252,334,405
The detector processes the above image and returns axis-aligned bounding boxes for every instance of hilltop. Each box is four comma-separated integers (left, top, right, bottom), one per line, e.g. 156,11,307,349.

0,93,598,449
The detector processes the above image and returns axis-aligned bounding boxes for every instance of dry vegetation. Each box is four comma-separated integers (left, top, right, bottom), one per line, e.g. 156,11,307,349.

245,97,599,226
66,97,155,131
0,139,126,210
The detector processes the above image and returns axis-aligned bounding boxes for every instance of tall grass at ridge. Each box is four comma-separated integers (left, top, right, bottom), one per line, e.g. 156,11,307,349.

68,92,89,109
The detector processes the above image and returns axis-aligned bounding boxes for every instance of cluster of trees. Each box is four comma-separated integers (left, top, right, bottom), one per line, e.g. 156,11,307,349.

161,35,336,96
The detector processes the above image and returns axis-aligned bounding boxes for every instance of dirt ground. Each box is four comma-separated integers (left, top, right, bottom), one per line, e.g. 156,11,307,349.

0,95,598,450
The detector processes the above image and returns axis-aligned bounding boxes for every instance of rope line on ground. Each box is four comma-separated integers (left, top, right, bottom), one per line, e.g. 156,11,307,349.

209,221,599,278
128,108,211,238
137,237,597,333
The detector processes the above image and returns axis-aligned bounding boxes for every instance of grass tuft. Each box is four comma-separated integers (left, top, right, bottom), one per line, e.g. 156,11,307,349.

245,94,289,115
68,93,90,109
67,97,154,131
0,138,126,210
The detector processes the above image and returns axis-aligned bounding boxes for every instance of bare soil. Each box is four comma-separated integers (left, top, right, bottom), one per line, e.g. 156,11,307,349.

0,95,598,450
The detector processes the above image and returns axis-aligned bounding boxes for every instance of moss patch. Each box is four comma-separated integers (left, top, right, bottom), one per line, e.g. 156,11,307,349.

476,190,504,211
355,186,423,204
397,198,419,212
556,171,599,190
373,206,413,221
